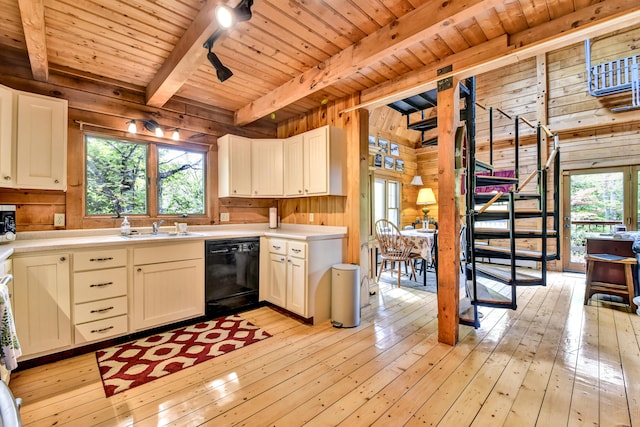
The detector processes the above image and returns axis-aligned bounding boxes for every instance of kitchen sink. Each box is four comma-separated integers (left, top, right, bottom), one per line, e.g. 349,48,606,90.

121,231,201,239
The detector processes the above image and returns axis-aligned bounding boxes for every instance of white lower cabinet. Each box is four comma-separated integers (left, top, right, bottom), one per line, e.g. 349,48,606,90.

260,236,344,324
132,242,204,331
13,253,71,357
72,248,129,344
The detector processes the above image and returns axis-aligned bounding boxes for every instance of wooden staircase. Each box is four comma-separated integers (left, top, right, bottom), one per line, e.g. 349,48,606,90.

460,106,561,328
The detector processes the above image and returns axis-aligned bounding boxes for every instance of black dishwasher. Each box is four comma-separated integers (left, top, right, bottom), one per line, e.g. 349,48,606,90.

205,238,260,318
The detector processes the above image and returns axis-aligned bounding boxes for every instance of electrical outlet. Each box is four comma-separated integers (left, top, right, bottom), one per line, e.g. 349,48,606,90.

309,213,314,222
54,213,65,227
220,212,230,222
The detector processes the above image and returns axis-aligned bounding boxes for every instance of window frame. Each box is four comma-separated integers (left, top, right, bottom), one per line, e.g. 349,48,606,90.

82,131,209,222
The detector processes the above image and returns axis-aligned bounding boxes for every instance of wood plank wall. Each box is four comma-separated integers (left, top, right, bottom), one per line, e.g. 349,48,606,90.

276,94,365,265
0,49,276,231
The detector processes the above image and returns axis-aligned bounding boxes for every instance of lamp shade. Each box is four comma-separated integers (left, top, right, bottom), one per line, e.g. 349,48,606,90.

416,188,436,205
410,175,423,186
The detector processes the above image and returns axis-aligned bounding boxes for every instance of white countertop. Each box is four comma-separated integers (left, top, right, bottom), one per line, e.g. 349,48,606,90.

0,223,348,258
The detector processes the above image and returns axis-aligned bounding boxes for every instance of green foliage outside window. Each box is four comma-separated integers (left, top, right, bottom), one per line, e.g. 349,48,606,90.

85,135,206,217
86,136,147,216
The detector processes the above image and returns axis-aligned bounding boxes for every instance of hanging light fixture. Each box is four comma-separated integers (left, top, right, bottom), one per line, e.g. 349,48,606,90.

127,120,137,134
172,129,180,141
410,176,424,186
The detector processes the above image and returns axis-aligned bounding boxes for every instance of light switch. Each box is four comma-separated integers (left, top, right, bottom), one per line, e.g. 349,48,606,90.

54,213,65,227
309,213,314,222
220,212,230,222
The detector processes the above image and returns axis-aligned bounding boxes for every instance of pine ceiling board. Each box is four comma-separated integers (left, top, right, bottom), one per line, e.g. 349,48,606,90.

0,0,25,48
348,0,397,27
457,18,490,46
377,55,414,79
474,8,507,39
257,1,343,58
265,0,354,51
518,0,552,28
493,0,529,35
392,48,429,70
47,0,180,52
406,42,440,66
218,36,300,78
320,0,382,36
106,0,193,33
437,26,471,54
545,0,575,19
425,34,456,60
152,0,201,20
297,0,367,45
380,0,420,18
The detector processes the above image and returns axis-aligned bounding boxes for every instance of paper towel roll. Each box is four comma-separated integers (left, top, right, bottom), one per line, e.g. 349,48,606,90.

269,207,278,229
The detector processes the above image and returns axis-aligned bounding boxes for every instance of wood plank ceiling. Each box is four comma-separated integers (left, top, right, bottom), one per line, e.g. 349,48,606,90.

0,0,638,126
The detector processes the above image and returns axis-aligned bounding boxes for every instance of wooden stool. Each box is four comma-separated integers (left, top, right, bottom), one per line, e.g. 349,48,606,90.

584,254,638,312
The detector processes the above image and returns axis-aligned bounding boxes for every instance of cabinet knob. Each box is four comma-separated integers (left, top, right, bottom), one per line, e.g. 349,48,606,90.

233,190,237,193
137,268,142,272
3,176,10,181
298,190,302,193
54,179,60,184
59,256,66,262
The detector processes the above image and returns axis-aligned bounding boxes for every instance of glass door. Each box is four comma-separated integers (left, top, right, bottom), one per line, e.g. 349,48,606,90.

562,167,636,272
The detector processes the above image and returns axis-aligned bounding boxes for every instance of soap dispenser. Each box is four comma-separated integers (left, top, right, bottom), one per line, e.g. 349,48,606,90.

120,216,131,236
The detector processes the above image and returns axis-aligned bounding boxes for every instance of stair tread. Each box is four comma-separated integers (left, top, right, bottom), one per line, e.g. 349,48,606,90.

474,159,493,172
465,280,513,305
474,244,558,259
474,227,558,237
473,263,542,284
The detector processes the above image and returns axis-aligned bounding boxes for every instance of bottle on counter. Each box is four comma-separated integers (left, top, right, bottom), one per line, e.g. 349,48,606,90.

120,216,131,236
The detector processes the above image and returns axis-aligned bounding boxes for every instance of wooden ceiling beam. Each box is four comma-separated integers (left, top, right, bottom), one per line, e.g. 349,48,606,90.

354,0,640,113
234,0,507,126
17,0,48,82
145,2,222,108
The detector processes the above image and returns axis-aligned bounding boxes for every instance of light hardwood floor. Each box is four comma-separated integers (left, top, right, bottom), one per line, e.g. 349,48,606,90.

9,271,640,426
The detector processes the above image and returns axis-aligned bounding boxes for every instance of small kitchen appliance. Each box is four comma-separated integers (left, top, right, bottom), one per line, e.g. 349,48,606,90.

0,205,16,242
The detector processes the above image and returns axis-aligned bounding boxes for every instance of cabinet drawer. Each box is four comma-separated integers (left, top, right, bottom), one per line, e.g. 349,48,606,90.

133,241,202,265
74,267,127,303
74,296,127,324
74,315,128,344
268,239,287,255
74,248,127,271
288,241,306,258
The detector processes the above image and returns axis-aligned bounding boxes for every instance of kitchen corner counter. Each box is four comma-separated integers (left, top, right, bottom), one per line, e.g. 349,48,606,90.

0,223,347,258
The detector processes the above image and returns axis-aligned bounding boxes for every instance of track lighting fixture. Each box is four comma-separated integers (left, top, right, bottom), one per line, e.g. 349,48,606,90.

127,120,137,134
214,0,253,28
207,50,234,82
172,129,180,141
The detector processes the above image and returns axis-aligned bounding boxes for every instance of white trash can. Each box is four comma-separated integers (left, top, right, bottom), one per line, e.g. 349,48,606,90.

331,264,360,328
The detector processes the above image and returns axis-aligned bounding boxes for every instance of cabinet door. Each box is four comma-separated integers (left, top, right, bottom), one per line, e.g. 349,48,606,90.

284,134,304,196
0,84,14,188
218,134,252,197
267,253,287,307
16,92,67,190
303,127,328,195
133,259,204,330
286,256,307,316
252,139,283,196
13,254,71,356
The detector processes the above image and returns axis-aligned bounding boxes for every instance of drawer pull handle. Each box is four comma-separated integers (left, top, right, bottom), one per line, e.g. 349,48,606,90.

90,257,114,262
273,245,281,250
90,306,114,314
291,248,301,253
91,326,114,334
90,281,114,288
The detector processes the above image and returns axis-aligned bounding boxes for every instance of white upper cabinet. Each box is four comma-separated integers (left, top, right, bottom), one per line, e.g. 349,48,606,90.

0,84,68,191
219,125,346,199
0,85,15,187
252,138,283,196
16,91,68,191
284,134,304,196
218,134,253,197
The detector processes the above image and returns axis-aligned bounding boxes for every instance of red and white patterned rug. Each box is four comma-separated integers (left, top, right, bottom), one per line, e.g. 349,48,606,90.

96,315,271,397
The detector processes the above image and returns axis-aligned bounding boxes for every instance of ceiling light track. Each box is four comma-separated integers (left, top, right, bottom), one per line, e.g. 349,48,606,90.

75,120,187,144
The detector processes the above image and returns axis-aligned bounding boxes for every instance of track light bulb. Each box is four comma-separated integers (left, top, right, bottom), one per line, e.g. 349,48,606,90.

172,129,180,141
155,126,164,137
127,120,137,134
215,6,233,28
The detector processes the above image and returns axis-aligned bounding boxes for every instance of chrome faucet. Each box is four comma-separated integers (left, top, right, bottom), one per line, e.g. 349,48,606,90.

152,220,165,234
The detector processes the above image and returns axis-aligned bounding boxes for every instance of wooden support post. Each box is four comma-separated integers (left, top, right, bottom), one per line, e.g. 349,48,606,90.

437,75,461,346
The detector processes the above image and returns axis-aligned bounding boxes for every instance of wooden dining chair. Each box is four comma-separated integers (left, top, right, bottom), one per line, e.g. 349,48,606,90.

374,219,416,287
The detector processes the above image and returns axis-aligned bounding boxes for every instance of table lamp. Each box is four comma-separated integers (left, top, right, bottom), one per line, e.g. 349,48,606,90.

416,187,436,226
